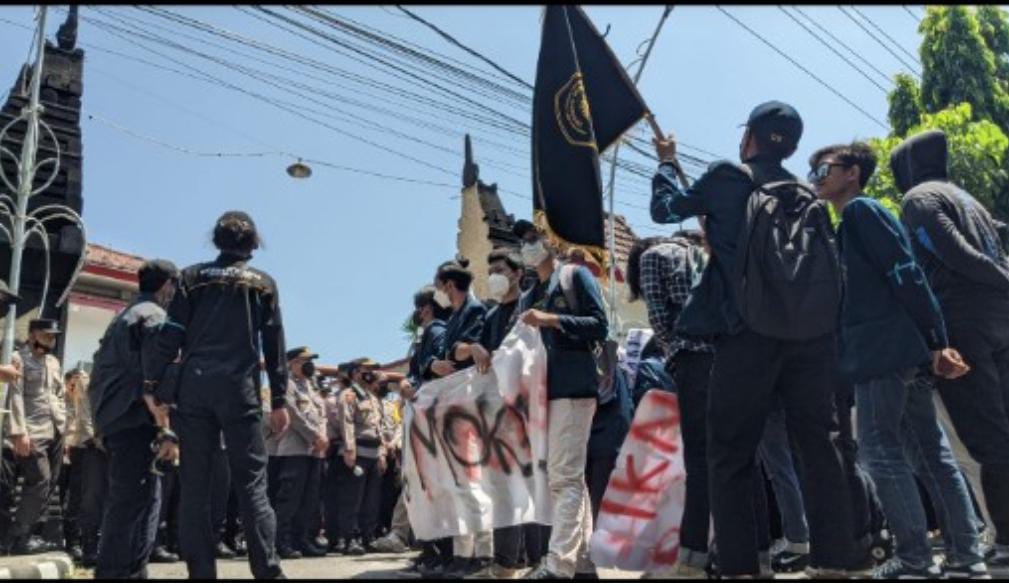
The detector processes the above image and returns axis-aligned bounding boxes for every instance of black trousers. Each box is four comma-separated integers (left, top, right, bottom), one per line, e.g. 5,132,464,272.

268,455,322,548
379,457,401,536
66,444,108,552
493,523,550,569
210,445,230,544
935,317,1009,546
95,426,161,579
174,380,280,581
707,329,855,575
156,465,180,551
0,436,60,541
670,351,715,554
326,455,381,541
586,453,617,522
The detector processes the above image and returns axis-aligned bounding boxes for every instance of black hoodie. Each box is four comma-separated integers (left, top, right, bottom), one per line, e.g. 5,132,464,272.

893,130,1009,321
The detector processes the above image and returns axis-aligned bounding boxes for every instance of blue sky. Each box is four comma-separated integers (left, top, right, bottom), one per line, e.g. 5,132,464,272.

0,5,925,365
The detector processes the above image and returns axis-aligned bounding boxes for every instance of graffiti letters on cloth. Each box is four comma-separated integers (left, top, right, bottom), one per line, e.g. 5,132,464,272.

403,322,550,541
590,389,686,572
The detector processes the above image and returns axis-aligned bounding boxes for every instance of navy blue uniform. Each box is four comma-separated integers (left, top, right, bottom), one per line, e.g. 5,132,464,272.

89,294,166,579
144,253,287,580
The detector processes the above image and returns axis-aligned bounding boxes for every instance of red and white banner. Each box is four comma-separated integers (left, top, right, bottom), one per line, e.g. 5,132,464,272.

402,322,551,541
590,389,686,572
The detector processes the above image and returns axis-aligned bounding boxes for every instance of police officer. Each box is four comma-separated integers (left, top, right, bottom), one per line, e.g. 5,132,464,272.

266,346,328,559
331,359,386,555
1,318,66,555
90,259,180,579
63,369,106,568
143,211,290,580
323,369,354,555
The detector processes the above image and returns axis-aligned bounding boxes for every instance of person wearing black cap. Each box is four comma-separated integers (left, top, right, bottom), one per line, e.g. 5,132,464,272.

86,258,179,578
0,318,66,556
142,211,290,580
650,102,857,578
511,219,608,581
266,347,328,559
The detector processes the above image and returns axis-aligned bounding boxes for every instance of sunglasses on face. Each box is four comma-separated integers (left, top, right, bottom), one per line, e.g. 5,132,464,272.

807,162,849,184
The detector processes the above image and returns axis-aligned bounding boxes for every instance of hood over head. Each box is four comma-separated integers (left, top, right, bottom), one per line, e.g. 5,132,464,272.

889,129,949,194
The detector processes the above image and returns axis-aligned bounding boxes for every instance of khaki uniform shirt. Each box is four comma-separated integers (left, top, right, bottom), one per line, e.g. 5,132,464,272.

6,345,65,442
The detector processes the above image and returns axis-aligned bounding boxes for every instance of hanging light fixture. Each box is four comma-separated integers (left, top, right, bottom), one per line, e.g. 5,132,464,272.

286,158,312,179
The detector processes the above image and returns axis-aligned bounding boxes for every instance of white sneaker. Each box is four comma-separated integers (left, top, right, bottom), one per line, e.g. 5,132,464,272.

370,533,408,554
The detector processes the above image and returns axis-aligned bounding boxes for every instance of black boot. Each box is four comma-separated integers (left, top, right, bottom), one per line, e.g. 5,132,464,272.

149,545,180,563
215,540,236,559
80,535,99,569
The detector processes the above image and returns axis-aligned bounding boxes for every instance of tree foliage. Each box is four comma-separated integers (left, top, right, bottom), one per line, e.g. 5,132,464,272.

866,7,1009,221
865,103,1008,212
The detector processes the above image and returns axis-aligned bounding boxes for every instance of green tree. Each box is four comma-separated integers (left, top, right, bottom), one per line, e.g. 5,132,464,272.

865,103,1008,212
402,314,418,342
888,73,924,137
919,6,1008,127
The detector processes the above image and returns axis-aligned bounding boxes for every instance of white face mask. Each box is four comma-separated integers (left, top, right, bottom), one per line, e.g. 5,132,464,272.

434,288,451,307
487,273,511,300
521,241,549,267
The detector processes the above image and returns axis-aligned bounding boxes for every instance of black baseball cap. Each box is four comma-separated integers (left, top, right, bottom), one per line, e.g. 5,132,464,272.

742,101,803,151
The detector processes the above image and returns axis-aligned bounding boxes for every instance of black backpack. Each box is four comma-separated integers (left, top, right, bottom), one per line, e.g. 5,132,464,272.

734,167,841,340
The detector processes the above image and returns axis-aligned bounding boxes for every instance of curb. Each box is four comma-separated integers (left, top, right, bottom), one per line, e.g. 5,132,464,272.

0,553,75,580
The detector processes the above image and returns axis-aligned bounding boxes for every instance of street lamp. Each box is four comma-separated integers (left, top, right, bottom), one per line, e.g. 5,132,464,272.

286,158,312,179
0,6,87,440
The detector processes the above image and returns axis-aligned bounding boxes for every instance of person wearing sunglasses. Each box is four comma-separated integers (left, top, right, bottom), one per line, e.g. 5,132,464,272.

808,141,987,579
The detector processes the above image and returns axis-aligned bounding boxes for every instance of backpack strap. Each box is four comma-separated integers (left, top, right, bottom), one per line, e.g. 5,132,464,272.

557,264,580,314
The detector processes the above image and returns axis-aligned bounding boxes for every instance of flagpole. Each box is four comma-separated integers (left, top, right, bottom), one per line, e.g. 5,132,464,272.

606,5,674,335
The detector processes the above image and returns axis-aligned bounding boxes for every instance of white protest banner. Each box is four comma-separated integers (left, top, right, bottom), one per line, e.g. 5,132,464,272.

590,389,686,572
402,322,551,541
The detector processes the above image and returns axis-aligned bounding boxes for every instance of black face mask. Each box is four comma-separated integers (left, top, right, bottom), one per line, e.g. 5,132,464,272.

301,362,316,378
361,372,377,385
33,341,53,354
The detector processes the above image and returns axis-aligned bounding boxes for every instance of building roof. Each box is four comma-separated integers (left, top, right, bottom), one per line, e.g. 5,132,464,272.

85,243,145,275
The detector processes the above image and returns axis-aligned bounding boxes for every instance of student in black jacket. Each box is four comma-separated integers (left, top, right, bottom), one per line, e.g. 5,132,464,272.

650,102,857,578
812,140,985,579
894,130,1009,572
143,211,290,581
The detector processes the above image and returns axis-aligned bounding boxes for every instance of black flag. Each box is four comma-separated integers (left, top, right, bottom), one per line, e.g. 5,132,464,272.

532,5,648,276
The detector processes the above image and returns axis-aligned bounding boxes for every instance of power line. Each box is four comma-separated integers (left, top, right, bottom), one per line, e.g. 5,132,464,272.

838,6,921,78
903,5,923,24
394,5,534,90
778,6,889,94
791,6,893,87
848,6,921,66
716,5,889,130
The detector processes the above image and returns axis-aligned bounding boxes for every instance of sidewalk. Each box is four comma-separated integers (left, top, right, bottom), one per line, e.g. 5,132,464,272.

0,552,75,580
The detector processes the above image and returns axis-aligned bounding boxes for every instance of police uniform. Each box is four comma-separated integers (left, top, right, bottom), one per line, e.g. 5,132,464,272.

144,250,288,580
330,372,386,550
64,372,108,566
1,320,66,554
266,347,327,558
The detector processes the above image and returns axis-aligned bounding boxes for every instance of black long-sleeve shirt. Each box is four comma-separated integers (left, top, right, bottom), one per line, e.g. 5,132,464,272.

143,253,289,408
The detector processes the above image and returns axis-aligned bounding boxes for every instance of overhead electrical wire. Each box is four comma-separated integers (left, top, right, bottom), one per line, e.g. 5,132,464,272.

791,6,894,87
847,6,922,66
838,6,921,78
716,5,889,130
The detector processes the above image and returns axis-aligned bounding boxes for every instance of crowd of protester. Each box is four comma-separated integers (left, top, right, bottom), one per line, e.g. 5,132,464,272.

0,100,1008,581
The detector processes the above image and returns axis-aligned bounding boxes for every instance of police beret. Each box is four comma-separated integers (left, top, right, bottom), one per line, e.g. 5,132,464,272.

743,101,803,150
286,346,319,362
29,318,60,334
